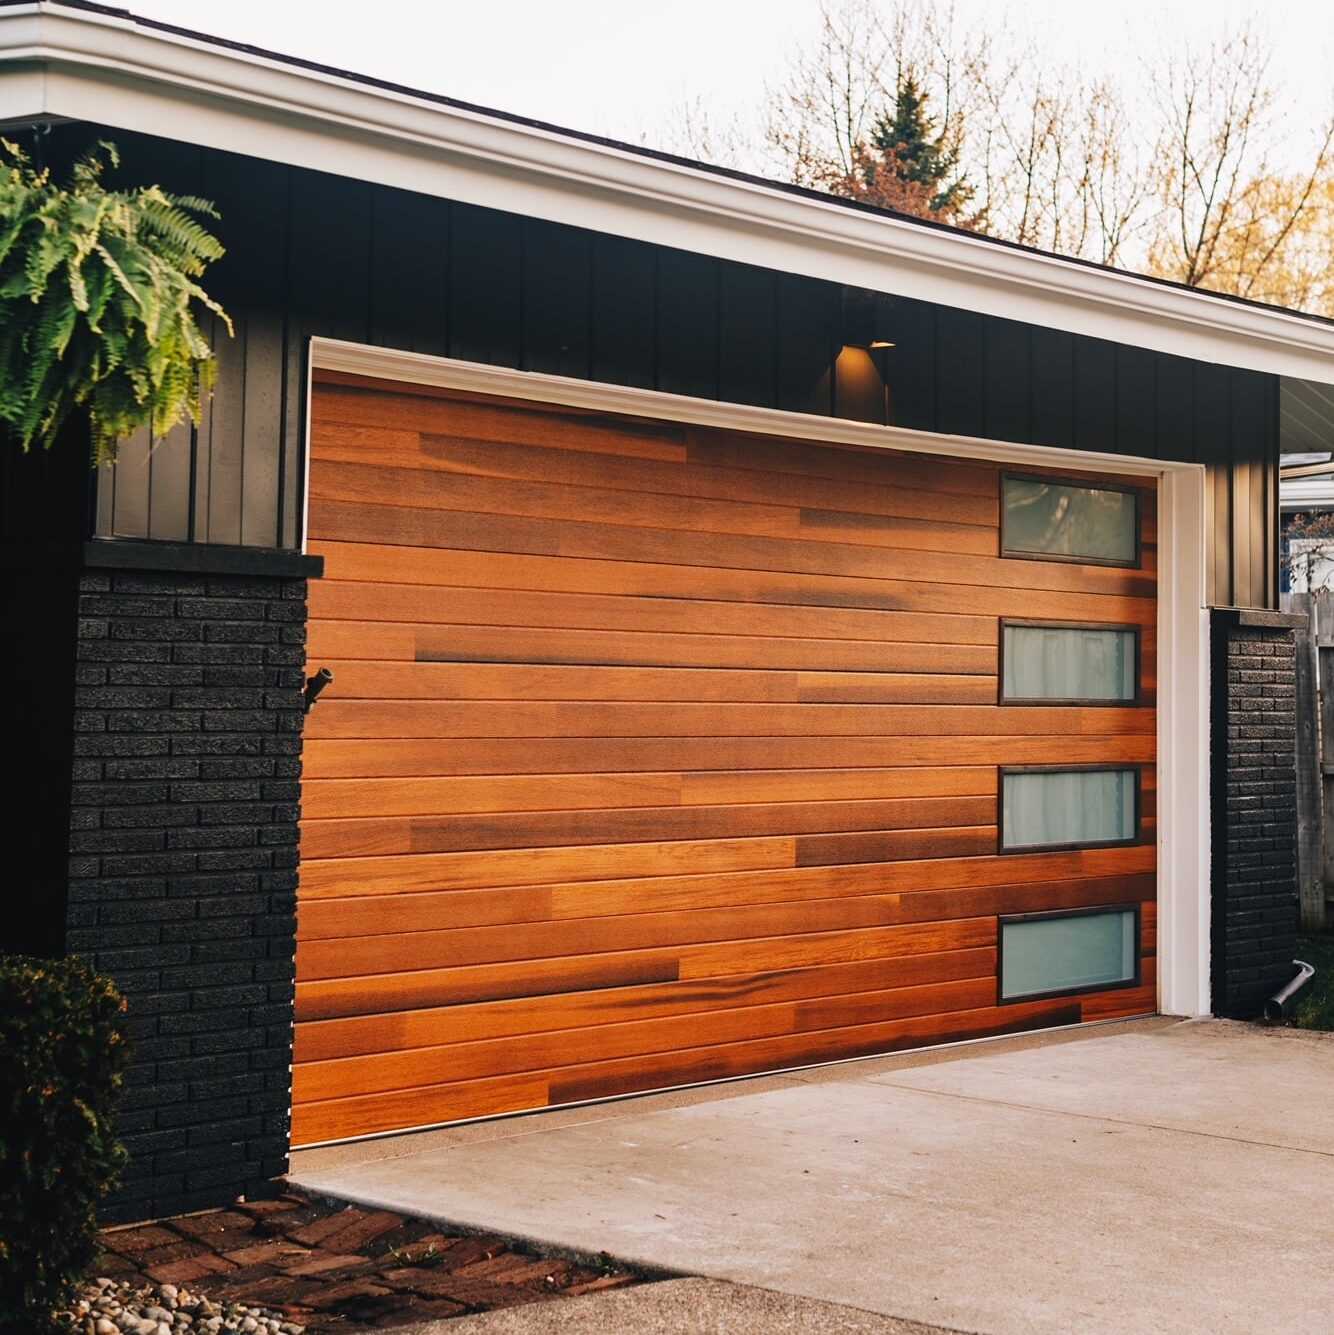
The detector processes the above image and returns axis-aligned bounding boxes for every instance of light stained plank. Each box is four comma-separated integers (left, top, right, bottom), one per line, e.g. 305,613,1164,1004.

301,764,997,820
303,699,1155,741
302,734,1157,779
308,621,1000,674
304,660,1000,705
307,577,1000,644
299,836,1156,902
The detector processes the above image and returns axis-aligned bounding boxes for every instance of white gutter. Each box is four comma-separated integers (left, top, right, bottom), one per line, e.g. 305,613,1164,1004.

3,1,1334,385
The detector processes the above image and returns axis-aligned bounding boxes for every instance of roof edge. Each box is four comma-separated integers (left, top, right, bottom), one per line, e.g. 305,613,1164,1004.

3,0,1334,383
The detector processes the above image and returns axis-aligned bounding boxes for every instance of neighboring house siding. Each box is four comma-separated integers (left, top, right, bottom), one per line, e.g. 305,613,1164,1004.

65,126,1279,610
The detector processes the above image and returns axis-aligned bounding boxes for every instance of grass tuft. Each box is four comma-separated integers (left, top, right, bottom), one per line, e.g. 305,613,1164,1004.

1291,936,1334,1031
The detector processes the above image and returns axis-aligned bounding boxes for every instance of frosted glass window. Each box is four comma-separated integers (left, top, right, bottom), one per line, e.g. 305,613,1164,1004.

1002,476,1138,564
1001,769,1137,850
1002,624,1137,703
1000,908,1137,1001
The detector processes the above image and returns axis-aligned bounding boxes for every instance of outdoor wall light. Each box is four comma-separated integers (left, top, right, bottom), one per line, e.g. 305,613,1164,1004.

303,666,334,713
841,287,895,351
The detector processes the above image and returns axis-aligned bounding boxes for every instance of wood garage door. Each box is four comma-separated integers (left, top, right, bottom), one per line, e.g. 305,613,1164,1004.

294,370,1158,1146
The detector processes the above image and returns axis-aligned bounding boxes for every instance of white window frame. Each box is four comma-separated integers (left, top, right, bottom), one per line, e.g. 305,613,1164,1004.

305,336,1213,1019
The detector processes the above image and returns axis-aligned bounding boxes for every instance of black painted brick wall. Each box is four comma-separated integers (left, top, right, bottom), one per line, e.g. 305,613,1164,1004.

1211,616,1300,1018
65,567,307,1221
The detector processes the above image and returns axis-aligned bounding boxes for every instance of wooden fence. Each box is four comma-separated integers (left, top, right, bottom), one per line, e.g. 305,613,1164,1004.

1286,589,1334,931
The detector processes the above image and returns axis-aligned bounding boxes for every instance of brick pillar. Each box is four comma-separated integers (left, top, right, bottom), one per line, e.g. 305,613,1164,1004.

66,542,320,1222
1210,609,1304,1019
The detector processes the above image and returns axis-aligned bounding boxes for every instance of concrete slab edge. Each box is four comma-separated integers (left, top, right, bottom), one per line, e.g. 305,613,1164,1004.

288,1181,690,1283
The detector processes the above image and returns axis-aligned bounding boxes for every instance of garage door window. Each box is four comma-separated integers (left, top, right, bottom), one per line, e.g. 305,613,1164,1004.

1002,475,1139,566
1000,767,1139,852
999,906,1139,1002
1001,622,1138,704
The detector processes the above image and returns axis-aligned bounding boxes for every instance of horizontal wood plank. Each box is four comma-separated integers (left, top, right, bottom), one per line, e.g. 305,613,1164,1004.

301,764,997,821
309,660,999,704
301,734,1157,778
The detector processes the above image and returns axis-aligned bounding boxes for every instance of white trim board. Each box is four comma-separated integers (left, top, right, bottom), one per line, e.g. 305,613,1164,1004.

307,336,1213,1020
1,4,1333,386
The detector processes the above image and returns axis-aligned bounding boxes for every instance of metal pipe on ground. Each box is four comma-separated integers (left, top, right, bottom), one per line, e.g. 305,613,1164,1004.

1263,960,1316,1023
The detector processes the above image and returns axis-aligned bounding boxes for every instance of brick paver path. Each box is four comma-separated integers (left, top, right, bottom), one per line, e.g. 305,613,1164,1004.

96,1191,639,1329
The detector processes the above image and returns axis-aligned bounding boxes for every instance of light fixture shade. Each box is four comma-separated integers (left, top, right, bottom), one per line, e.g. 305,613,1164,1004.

841,287,894,349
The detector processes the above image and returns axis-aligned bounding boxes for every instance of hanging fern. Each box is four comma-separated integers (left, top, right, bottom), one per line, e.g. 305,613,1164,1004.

0,138,231,464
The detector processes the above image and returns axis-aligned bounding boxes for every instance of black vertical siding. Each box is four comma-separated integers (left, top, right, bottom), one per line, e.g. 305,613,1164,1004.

1030,327,1075,449
522,221,592,379
983,317,1032,445
888,297,937,433
591,235,656,390
369,186,450,356
448,202,522,368
719,264,778,409
84,131,1281,609
935,307,985,439
656,250,720,400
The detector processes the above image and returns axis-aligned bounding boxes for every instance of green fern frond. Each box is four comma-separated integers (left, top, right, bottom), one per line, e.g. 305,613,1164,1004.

0,137,230,462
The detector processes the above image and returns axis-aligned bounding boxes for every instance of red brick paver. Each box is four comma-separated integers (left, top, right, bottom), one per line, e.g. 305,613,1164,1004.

96,1189,643,1330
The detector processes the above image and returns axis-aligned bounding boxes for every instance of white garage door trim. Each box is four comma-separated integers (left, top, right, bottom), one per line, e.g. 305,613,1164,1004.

304,335,1211,1020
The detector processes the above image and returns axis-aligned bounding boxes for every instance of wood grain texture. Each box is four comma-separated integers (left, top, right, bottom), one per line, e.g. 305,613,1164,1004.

294,379,1158,1143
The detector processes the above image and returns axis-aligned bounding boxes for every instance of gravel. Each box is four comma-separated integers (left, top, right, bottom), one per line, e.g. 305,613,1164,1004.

60,1277,305,1335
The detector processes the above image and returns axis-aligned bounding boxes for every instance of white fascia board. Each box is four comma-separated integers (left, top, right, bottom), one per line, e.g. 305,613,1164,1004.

4,3,1334,386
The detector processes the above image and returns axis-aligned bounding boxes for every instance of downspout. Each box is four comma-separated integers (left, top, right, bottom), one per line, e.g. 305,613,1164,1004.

1263,960,1316,1023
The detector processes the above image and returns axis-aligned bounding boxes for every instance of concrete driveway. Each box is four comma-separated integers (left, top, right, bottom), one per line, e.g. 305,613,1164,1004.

291,1018,1334,1334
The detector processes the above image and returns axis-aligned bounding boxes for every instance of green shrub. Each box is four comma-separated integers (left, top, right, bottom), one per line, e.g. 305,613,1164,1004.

0,955,129,1332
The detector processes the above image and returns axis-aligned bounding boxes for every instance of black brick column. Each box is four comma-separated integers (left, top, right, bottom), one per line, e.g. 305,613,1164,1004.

66,542,320,1222
1210,609,1303,1019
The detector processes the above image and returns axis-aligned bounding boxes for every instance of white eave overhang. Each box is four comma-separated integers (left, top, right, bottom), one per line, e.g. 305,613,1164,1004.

3,0,1334,386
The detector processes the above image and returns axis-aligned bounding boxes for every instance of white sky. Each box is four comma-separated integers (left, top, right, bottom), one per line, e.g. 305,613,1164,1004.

131,0,1334,160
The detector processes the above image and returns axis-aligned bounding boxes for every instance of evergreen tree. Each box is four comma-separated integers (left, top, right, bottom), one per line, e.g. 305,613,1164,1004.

863,74,971,219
